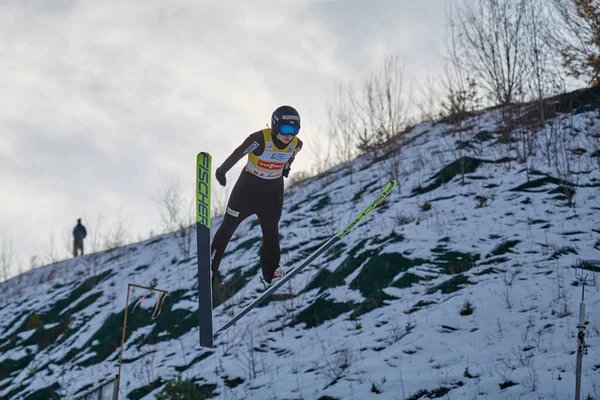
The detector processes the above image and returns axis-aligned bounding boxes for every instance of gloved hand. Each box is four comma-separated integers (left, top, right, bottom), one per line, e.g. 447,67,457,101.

215,167,227,186
282,165,290,178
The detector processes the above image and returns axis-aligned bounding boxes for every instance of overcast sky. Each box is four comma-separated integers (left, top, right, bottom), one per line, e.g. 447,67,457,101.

0,0,449,272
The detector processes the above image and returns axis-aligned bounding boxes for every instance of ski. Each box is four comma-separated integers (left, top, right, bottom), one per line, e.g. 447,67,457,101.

216,179,397,334
196,152,213,348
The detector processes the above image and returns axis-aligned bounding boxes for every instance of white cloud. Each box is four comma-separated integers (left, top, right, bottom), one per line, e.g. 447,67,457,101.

0,0,448,269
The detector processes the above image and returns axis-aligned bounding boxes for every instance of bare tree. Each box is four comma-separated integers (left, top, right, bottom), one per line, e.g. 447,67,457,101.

44,230,72,265
327,52,411,157
29,255,41,271
441,14,483,185
235,327,264,380
103,212,131,250
152,171,198,259
153,173,186,234
507,0,565,169
315,333,356,385
83,251,102,278
87,213,106,254
357,52,411,150
552,0,600,86
585,111,600,174
523,0,566,114
176,199,195,261
543,115,583,207
212,186,230,218
285,170,312,188
452,0,530,106
308,132,336,175
415,64,444,124
61,228,74,259
508,0,557,168
442,14,482,123
327,83,359,164
0,237,16,283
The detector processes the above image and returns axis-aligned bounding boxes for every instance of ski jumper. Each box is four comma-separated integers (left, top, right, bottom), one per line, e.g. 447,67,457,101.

211,129,303,282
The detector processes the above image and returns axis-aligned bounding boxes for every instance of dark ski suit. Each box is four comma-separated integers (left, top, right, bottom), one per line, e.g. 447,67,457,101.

210,129,302,283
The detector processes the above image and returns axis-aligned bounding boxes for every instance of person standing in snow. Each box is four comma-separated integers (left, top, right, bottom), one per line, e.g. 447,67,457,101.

210,105,303,287
72,218,87,257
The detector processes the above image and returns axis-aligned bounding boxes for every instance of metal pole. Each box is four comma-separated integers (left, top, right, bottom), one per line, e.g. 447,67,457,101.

575,300,585,400
115,284,132,400
114,283,169,400
112,373,118,400
574,258,598,400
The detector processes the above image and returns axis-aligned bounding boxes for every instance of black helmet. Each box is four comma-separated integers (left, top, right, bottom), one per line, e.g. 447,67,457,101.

271,105,301,136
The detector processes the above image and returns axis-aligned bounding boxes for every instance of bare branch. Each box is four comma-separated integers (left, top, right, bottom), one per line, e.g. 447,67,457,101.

327,83,359,164
153,172,186,234
453,0,531,105
552,0,600,86
0,237,17,283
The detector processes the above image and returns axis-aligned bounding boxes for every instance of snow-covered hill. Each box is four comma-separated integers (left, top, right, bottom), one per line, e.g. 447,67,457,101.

1,91,599,400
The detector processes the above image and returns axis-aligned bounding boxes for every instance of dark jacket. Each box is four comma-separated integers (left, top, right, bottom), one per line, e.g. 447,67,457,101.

73,223,87,240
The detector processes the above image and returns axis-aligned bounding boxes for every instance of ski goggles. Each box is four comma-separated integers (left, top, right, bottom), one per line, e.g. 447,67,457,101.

278,124,300,136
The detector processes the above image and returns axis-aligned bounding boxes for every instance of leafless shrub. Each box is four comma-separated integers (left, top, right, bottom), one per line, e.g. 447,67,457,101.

395,212,415,226
318,341,355,385
216,327,243,359
286,170,313,188
522,0,566,116
441,14,482,124
235,327,266,381
308,133,336,176
328,83,360,164
582,111,600,174
521,359,539,392
86,214,106,254
327,52,411,158
0,237,16,283
0,238,18,303
174,199,195,261
494,354,516,383
44,230,71,265
416,64,444,124
357,53,411,151
385,146,403,185
47,363,78,399
320,203,341,238
542,116,584,207
132,348,157,388
501,267,521,309
273,282,299,334
82,252,103,278
513,346,534,367
212,186,229,218
103,213,131,250
551,261,572,318
502,266,520,286
386,321,416,345
153,173,188,234
441,15,484,186
551,0,600,86
520,310,536,343
451,0,530,106
28,255,41,271
176,224,194,262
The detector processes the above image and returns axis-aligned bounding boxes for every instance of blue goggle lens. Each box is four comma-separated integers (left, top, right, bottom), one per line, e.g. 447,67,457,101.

278,124,300,136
